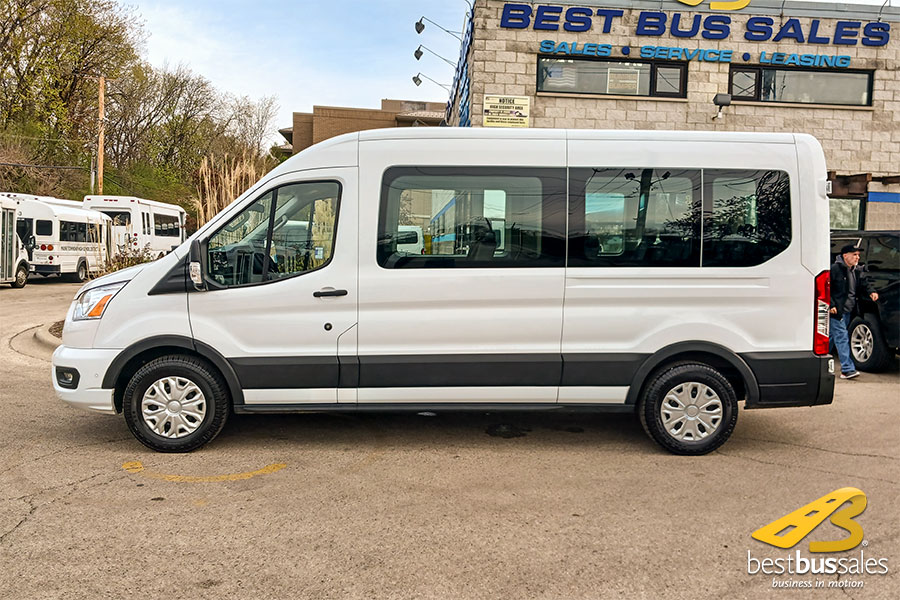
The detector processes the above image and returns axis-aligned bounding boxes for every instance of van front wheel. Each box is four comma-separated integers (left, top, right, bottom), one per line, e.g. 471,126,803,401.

122,355,230,452
638,363,738,455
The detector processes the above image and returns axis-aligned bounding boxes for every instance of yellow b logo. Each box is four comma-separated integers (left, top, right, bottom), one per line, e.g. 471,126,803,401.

676,0,751,10
751,487,866,553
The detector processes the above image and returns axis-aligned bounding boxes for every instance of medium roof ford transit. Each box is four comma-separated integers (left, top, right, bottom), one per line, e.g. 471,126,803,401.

51,129,835,455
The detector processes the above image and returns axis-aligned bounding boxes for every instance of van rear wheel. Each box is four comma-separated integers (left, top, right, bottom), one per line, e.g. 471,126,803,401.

122,355,230,452
68,262,87,283
638,363,738,455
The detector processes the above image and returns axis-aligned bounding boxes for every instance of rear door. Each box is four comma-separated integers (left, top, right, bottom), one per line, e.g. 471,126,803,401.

355,134,567,404
189,168,358,405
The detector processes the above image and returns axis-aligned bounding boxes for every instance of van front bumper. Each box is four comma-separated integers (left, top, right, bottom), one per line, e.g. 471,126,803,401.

741,352,835,408
51,345,120,414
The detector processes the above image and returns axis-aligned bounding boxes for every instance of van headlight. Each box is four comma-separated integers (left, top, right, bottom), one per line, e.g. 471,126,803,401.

73,281,127,321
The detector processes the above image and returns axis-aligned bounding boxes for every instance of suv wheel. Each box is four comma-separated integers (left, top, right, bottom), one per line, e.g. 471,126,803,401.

123,355,230,452
638,363,739,455
849,315,891,372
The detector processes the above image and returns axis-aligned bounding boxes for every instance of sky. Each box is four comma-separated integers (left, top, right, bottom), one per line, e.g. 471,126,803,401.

126,0,895,139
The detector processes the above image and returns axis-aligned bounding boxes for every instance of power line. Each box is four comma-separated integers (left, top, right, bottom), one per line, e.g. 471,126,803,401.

0,161,87,170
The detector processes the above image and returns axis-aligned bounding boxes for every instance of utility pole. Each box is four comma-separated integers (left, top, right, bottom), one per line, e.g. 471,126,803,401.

97,75,105,194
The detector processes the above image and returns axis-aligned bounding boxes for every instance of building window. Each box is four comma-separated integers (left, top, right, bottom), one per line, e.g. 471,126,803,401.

378,167,566,269
538,57,687,98
729,67,873,106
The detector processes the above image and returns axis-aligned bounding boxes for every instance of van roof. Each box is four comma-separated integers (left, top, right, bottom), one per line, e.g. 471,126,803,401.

84,195,186,213
357,128,798,144
14,198,110,222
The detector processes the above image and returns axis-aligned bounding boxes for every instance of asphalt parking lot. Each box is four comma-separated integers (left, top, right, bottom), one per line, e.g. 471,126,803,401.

1,279,898,600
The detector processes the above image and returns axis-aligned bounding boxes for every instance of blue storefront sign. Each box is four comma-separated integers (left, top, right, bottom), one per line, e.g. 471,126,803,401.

501,3,891,67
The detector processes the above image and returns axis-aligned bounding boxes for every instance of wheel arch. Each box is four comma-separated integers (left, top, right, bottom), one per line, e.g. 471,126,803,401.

102,335,244,413
626,341,760,407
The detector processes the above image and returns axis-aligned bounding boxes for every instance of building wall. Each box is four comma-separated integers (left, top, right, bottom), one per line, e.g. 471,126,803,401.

459,0,899,226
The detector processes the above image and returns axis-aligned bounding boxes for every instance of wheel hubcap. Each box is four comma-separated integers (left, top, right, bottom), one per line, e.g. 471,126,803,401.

850,325,873,362
16,270,26,285
660,382,723,443
141,377,206,438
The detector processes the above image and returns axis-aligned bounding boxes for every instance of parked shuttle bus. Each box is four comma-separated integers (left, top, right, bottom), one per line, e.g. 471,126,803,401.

83,195,186,257
13,198,111,282
0,196,29,288
52,129,835,455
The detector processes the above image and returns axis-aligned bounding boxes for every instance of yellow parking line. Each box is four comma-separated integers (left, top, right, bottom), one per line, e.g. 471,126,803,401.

122,460,287,483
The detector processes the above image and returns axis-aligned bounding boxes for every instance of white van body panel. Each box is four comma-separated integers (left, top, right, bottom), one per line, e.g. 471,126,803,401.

0,196,28,285
187,167,359,405
91,251,191,349
356,136,567,403
794,134,831,276
83,195,186,255
564,136,810,355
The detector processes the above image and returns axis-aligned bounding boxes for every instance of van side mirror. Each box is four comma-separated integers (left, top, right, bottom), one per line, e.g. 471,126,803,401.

189,238,206,291
25,235,36,250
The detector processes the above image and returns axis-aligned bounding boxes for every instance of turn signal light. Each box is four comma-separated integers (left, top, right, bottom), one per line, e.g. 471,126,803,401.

47,244,54,251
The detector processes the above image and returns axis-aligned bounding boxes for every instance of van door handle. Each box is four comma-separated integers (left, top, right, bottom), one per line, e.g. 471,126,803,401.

313,288,348,298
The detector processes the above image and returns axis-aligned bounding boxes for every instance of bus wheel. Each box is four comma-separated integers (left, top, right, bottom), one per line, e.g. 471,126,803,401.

11,264,28,288
122,355,230,453
638,363,738,455
69,262,88,283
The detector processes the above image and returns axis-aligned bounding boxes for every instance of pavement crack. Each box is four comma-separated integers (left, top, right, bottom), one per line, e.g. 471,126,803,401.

714,450,899,484
741,437,898,461
0,437,133,477
0,497,37,546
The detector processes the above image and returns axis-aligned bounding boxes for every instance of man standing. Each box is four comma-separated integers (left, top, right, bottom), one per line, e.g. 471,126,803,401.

830,244,879,379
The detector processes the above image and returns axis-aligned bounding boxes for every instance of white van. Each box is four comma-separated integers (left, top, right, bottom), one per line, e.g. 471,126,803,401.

0,196,29,288
52,129,835,455
82,195,186,257
12,197,112,282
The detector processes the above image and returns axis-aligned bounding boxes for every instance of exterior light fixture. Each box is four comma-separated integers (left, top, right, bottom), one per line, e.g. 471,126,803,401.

414,45,456,67
712,93,732,120
415,16,462,41
412,72,451,92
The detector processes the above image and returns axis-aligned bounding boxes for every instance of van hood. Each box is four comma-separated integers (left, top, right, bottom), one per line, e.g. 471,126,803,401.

76,263,148,295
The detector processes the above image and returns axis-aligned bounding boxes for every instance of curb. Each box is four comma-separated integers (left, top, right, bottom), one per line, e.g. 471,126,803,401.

33,324,61,351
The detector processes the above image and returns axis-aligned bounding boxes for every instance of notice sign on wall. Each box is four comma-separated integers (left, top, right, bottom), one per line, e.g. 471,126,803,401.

482,95,530,128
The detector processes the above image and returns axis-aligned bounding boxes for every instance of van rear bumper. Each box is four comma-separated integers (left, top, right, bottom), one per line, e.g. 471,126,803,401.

32,264,61,274
740,352,835,408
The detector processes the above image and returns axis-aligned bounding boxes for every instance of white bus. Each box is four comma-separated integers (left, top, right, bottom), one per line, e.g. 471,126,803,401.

0,196,29,288
83,195,186,257
13,198,112,282
53,129,835,455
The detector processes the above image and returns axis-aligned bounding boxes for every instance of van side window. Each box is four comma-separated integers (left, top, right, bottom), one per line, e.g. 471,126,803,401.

378,167,566,268
60,221,88,242
703,170,791,267
568,168,702,267
206,181,340,288
154,214,180,237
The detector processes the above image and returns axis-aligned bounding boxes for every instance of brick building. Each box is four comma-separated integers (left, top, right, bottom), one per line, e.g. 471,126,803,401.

445,0,900,230
282,99,445,155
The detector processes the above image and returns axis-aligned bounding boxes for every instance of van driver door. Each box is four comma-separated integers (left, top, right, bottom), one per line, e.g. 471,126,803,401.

188,168,358,406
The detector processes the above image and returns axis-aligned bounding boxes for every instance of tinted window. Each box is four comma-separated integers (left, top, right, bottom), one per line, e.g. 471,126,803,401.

568,168,701,267
154,214,180,237
378,167,566,269
207,182,340,287
60,221,88,242
538,57,686,98
866,235,900,271
36,220,52,236
703,170,791,267
729,66,871,106
101,211,131,226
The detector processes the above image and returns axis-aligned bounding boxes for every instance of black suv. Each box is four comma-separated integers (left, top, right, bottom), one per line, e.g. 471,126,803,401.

830,231,900,371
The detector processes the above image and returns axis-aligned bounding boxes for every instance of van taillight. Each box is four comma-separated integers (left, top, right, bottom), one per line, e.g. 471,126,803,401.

47,244,53,251
40,244,46,250
814,270,830,355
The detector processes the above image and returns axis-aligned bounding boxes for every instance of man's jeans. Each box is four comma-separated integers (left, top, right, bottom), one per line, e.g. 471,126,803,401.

830,313,855,373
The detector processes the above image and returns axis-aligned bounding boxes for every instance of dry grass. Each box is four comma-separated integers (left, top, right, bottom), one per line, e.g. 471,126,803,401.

194,152,268,227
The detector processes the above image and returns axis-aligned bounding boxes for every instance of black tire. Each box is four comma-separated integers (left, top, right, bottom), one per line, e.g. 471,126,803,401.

849,315,892,372
122,355,230,452
638,363,739,455
10,264,28,288
68,261,87,283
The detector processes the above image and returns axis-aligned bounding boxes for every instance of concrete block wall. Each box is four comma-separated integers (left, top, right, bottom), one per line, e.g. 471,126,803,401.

464,0,899,184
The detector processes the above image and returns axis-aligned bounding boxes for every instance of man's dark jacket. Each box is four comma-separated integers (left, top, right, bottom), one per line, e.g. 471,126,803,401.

830,256,876,318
